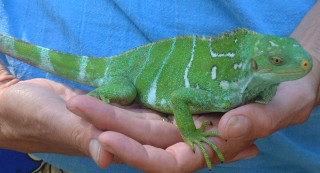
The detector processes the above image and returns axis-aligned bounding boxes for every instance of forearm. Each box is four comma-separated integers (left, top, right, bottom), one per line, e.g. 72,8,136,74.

0,59,19,142
0,58,91,155
291,1,320,105
0,59,18,91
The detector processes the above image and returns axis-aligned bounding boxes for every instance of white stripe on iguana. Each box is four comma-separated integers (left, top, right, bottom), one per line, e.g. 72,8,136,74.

78,56,89,81
160,99,168,107
184,35,196,88
133,43,154,84
233,63,242,70
39,47,55,72
269,41,279,47
147,38,176,105
1,36,15,56
200,36,207,40
220,80,230,90
96,58,113,86
211,66,217,80
209,38,235,58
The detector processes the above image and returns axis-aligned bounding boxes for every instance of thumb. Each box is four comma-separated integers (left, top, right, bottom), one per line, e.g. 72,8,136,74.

218,80,315,140
218,103,278,140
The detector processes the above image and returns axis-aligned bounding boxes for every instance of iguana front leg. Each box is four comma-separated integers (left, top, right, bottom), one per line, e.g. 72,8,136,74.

170,88,225,170
255,84,278,104
88,77,137,105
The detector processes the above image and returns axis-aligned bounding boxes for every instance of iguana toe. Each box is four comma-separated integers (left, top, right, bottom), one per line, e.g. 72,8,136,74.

184,121,224,170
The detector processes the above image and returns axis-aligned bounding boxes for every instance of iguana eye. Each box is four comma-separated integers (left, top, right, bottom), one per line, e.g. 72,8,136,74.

269,56,283,65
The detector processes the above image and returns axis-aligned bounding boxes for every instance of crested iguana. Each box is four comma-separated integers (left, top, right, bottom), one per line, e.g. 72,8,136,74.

0,29,313,170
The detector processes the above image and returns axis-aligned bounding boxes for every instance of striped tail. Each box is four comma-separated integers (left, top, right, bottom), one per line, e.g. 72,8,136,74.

0,34,106,86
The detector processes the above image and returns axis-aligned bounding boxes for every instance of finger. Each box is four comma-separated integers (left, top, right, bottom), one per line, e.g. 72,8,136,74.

97,131,204,173
227,144,259,162
97,132,257,172
0,64,19,92
89,139,114,168
67,95,183,147
24,78,86,100
219,79,315,140
68,95,162,121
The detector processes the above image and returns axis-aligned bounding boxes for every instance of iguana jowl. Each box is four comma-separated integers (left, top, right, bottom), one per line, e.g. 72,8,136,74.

0,29,313,169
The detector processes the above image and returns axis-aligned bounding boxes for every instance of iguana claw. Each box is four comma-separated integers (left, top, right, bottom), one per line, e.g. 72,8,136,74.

184,120,225,170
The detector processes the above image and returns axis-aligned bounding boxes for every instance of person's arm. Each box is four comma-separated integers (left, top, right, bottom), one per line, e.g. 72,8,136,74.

291,0,320,105
218,0,320,140
0,59,114,157
0,59,18,92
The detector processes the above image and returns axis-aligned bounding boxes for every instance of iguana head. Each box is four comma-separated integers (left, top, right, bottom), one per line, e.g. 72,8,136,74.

251,35,313,83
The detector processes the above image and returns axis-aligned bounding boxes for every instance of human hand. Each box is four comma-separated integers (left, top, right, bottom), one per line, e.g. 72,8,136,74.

218,1,320,141
0,63,104,158
67,95,258,172
218,61,319,140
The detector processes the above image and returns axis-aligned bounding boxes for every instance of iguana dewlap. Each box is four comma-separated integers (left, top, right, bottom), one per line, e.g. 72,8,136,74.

0,29,313,169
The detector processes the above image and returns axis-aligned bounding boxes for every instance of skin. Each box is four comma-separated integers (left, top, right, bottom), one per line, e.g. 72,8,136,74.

0,1,318,173
68,95,258,171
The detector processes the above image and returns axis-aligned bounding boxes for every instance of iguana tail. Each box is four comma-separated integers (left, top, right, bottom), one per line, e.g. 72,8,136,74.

0,33,109,86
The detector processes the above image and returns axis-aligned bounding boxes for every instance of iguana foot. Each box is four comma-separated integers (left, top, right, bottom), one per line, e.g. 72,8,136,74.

87,79,137,105
184,120,224,170
88,90,110,103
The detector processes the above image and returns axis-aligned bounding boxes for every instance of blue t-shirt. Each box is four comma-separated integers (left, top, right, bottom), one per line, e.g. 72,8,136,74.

0,0,319,172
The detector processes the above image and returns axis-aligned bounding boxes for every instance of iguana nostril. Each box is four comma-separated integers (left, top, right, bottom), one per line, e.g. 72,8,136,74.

301,60,310,70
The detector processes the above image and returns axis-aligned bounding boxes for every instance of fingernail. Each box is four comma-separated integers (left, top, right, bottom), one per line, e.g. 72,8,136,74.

89,140,101,163
225,115,250,139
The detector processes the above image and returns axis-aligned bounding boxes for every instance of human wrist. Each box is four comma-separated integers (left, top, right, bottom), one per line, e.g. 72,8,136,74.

0,59,18,92
291,1,320,105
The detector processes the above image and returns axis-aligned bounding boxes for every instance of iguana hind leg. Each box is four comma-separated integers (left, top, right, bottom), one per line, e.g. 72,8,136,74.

88,77,137,105
170,88,225,170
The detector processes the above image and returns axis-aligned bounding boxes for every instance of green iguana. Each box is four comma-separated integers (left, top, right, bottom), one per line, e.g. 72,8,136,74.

0,29,313,170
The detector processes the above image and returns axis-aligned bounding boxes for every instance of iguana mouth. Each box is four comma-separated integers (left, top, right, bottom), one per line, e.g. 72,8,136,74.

256,70,307,75
274,70,308,75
